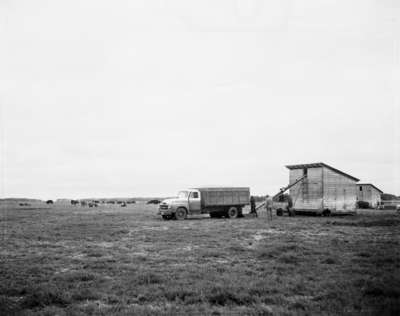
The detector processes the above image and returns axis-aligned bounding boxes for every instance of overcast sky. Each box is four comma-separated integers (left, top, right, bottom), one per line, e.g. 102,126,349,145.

1,0,399,199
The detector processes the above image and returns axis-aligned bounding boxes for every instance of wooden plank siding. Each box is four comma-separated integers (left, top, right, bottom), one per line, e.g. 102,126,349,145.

289,167,323,210
356,184,382,208
323,167,357,212
288,165,358,213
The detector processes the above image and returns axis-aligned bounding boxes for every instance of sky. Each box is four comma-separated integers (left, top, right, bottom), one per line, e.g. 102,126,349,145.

1,0,399,199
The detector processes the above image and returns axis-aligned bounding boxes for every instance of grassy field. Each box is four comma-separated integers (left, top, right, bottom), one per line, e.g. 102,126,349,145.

0,203,399,315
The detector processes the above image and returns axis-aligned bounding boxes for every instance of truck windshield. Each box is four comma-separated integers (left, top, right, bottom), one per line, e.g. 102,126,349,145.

177,191,189,198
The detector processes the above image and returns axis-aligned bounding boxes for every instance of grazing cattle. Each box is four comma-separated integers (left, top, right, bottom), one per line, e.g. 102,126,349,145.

146,199,161,205
121,202,127,207
46,200,54,204
71,200,79,206
80,201,87,207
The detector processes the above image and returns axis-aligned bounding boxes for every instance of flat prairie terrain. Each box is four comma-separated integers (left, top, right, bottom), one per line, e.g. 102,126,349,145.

0,203,399,315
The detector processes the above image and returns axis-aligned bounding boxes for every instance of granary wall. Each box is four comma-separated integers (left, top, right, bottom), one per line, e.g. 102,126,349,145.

357,185,370,203
322,167,357,212
370,188,382,208
357,185,382,208
289,167,323,210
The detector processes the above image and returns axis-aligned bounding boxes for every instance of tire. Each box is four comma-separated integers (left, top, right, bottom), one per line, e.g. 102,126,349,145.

227,207,239,219
174,207,187,220
276,209,283,216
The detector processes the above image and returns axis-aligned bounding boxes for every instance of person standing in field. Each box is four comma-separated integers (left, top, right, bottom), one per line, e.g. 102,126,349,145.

287,195,294,215
250,196,257,217
265,195,273,220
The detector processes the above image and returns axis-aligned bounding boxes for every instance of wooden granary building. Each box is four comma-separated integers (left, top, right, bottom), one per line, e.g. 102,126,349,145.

286,162,360,215
356,183,383,209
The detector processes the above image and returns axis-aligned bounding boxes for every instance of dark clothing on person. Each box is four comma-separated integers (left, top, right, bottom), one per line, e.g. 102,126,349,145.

250,196,257,217
287,195,293,208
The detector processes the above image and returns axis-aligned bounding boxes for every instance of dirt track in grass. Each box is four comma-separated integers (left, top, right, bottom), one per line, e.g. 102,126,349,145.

1,203,399,315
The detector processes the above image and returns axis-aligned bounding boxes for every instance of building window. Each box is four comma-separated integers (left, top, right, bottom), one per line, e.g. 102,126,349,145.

359,186,362,191
303,168,308,176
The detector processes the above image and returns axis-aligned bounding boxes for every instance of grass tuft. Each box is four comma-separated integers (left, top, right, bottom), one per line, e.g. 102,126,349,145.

21,285,71,308
206,286,256,306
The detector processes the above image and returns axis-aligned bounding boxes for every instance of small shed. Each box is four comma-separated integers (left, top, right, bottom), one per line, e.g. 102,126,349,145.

356,184,383,208
286,162,360,214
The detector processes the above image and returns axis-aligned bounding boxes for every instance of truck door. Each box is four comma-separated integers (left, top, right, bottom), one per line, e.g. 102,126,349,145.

188,191,201,214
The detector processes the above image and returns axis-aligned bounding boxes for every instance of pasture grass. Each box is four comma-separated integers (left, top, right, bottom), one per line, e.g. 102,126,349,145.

0,203,399,315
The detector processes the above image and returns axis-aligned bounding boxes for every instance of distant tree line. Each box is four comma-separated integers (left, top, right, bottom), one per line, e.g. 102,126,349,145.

381,193,400,201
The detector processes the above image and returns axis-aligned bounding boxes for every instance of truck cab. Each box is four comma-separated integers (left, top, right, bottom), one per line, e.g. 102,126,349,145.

158,189,201,220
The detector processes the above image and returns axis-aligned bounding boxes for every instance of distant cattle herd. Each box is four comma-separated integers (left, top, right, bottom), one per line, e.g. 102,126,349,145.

68,199,136,207
16,199,157,208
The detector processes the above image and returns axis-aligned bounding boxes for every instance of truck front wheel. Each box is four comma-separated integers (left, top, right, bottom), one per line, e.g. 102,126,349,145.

227,207,239,219
174,208,187,220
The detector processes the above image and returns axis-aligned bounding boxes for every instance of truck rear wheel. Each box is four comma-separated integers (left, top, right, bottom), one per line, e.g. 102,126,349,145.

174,208,187,220
227,207,239,219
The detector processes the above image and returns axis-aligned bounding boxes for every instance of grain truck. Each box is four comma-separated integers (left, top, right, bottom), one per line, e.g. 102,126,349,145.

158,187,250,220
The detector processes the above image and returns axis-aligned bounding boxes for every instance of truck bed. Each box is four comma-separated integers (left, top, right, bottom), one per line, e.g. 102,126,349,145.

194,187,250,207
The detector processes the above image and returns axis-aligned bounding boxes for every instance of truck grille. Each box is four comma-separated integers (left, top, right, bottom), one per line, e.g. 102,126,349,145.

159,204,169,210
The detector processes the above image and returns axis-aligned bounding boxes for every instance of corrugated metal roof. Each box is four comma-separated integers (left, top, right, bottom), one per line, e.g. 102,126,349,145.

358,183,383,193
285,162,360,182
